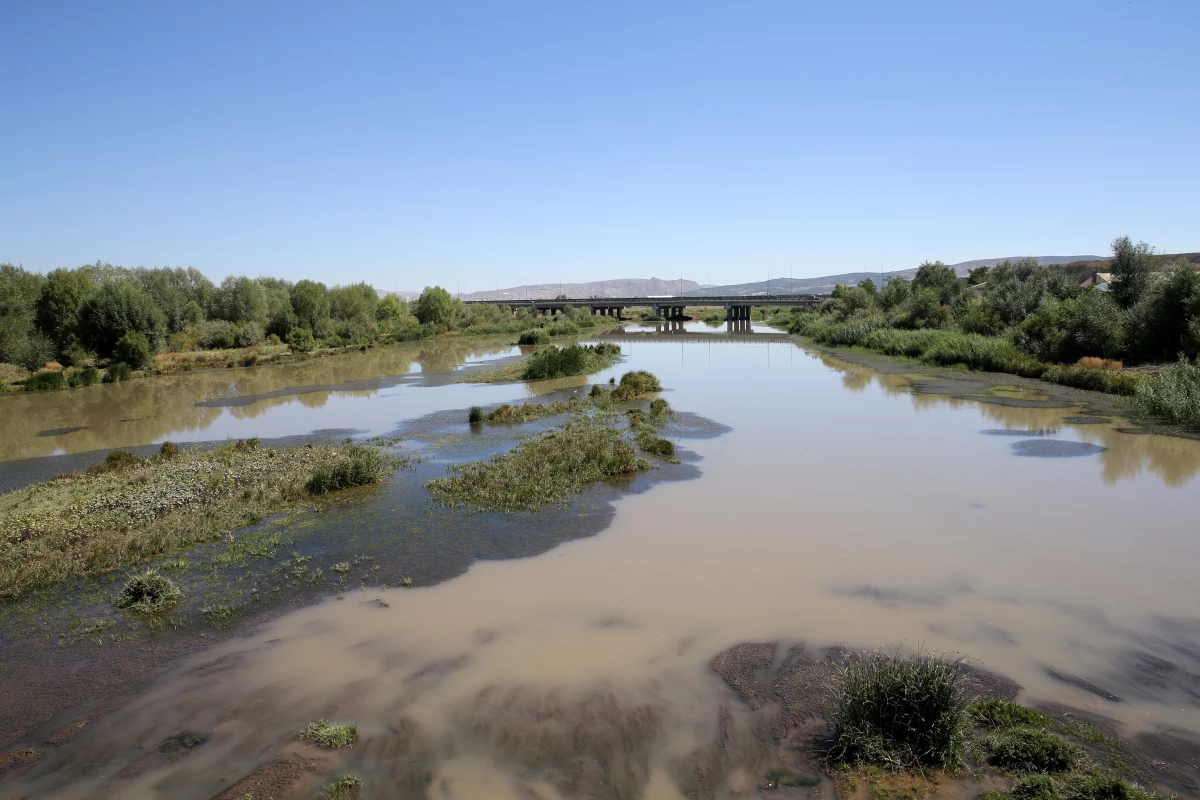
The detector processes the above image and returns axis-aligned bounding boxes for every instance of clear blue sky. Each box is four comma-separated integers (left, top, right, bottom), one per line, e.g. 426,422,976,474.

2,1,1197,289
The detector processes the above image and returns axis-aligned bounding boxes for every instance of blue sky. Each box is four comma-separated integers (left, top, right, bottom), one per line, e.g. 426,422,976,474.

2,1,1197,289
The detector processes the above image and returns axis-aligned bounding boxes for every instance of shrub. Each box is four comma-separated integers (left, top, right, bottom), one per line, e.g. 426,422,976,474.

521,344,620,380
306,445,387,495
199,320,238,349
468,406,483,425
649,398,670,417
298,720,358,749
828,650,968,770
114,331,153,370
413,286,462,328
160,441,181,458
24,370,66,391
986,728,1080,772
76,279,168,358
115,569,183,614
235,321,265,348
518,329,549,346
103,362,133,383
547,322,579,336
1133,358,1200,430
287,327,316,353
103,449,140,470
12,331,57,373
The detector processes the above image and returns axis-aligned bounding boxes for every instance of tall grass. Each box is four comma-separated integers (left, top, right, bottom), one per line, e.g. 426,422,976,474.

521,343,622,380
829,650,969,770
1133,358,1200,430
305,445,389,495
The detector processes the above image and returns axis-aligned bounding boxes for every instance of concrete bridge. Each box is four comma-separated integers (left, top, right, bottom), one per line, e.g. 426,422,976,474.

463,294,825,321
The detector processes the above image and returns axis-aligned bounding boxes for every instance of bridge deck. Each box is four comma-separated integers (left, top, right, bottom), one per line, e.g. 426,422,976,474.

462,294,824,307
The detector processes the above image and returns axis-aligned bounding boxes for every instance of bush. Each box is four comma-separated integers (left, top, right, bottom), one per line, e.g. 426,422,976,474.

1133,358,1200,430
287,327,316,353
77,279,168,358
614,370,662,396
649,397,670,417
468,406,483,425
521,343,621,380
12,331,58,374
160,441,181,458
199,320,238,350
413,286,463,328
23,370,66,391
114,569,182,614
67,365,100,387
235,321,265,348
298,720,358,749
104,449,140,470
306,445,387,495
114,331,153,370
103,362,133,383
986,728,1080,772
828,650,968,770
518,329,550,345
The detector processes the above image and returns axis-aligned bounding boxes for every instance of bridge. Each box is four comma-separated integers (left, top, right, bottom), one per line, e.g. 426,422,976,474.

462,294,825,321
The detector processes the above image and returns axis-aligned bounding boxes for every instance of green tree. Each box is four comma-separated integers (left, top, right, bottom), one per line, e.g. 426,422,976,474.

0,264,45,363
1126,261,1200,361
77,280,168,358
113,331,153,369
137,267,216,332
858,277,877,297
290,280,331,330
181,300,205,327
413,286,462,327
214,276,269,324
329,282,378,321
967,266,991,285
35,267,97,353
878,277,911,310
1109,235,1156,309
912,261,964,305
264,287,296,337
12,332,56,373
375,294,407,321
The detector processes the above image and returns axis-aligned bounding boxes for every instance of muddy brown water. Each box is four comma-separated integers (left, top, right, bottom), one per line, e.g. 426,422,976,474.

3,323,1200,798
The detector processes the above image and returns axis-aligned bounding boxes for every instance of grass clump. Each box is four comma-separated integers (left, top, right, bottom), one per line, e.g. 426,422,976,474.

518,329,550,345
103,361,133,383
484,397,583,424
986,727,1081,773
521,343,622,380
426,415,647,512
969,700,1053,730
828,650,969,770
989,772,1168,800
468,405,484,425
298,720,358,749
1133,358,1200,430
114,569,183,614
321,774,364,799
23,371,67,391
612,370,662,399
305,444,389,495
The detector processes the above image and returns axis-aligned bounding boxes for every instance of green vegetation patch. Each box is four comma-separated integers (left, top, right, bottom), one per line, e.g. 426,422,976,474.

0,439,404,597
426,414,648,512
612,369,662,398
298,720,358,749
305,444,390,495
114,569,183,614
829,650,969,770
1134,358,1200,430
521,343,622,380
969,700,1053,730
986,727,1081,773
986,771,1168,800
321,774,364,799
483,396,584,424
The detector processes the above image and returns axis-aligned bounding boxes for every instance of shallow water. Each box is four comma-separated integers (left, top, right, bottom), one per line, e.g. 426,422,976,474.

5,324,1200,798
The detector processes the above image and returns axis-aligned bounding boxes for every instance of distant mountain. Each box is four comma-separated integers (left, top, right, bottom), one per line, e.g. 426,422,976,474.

378,256,1114,300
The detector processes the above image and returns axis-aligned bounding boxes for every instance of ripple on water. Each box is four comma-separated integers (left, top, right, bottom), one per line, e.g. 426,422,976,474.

1011,439,1107,458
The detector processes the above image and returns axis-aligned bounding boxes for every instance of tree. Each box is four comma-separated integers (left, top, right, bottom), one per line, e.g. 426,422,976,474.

967,266,991,285
264,287,296,337
413,286,462,327
214,276,269,325
329,282,378,321
912,261,963,305
878,277,911,310
77,280,168,358
113,331,153,370
1110,236,1155,309
290,280,331,330
12,332,56,373
375,294,406,321
858,277,877,297
0,263,45,363
35,267,97,353
137,267,216,332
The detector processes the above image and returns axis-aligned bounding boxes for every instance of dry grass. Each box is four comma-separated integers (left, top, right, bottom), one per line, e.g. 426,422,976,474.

1075,357,1124,371
0,440,403,596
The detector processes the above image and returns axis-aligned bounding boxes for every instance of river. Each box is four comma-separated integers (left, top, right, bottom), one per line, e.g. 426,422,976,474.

2,323,1198,799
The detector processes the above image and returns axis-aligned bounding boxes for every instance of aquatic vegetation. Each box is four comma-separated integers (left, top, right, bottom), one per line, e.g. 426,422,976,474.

23,370,66,391
484,397,583,424
986,771,1168,800
468,405,484,425
985,727,1081,772
828,650,969,770
1133,358,1200,430
305,445,393,495
298,720,358,749
612,369,662,399
103,361,133,383
321,774,363,799
649,397,670,418
114,569,183,614
521,343,622,381
426,415,647,512
0,440,405,596
968,700,1052,730
518,329,550,345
